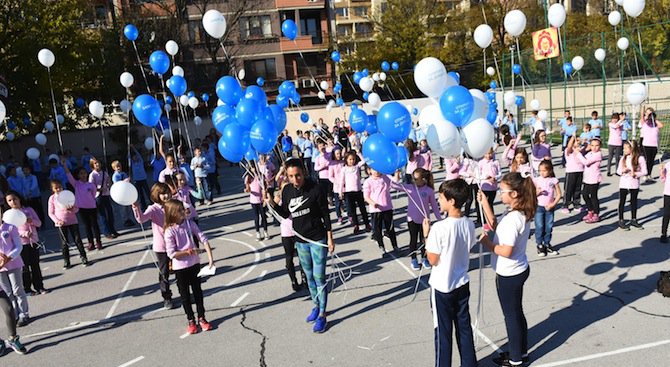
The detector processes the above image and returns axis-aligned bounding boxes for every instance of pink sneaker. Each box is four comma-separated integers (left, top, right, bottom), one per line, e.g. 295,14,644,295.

583,211,593,222
590,214,600,223
560,208,571,215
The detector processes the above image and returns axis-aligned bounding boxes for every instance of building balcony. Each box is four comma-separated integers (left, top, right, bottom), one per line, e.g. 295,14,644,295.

280,31,329,52
275,0,325,9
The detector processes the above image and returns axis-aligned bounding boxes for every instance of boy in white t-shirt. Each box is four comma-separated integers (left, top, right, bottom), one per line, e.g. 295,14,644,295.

423,178,477,367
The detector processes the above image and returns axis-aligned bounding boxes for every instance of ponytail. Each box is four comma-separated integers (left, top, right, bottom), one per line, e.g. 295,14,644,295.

501,172,537,221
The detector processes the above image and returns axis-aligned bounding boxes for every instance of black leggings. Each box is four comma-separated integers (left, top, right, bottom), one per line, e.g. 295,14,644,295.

642,146,657,177
564,172,583,209
582,183,600,214
407,221,425,261
496,268,530,363
463,183,481,222
0,291,16,338
618,188,639,220
483,190,496,217
318,178,333,201
175,264,205,321
251,203,267,232
372,210,398,250
156,251,172,300
21,243,44,292
607,145,623,175
58,225,87,265
79,207,102,244
345,191,369,227
281,236,304,285
662,195,670,236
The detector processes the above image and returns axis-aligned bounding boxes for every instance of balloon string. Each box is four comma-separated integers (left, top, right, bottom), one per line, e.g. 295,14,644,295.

158,76,178,156
218,41,239,82
46,68,64,153
396,183,428,220
126,90,132,180
343,73,358,98
384,81,396,100
180,105,195,157
492,54,504,93
132,41,151,94
397,71,414,97
297,49,324,94
389,74,409,100
99,117,108,165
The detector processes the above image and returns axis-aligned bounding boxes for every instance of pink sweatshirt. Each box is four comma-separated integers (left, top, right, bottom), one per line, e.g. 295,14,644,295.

420,151,432,171
503,135,522,164
534,176,559,207
328,161,345,194
280,218,294,237
89,170,111,196
478,158,500,191
0,223,23,272
48,193,79,226
444,158,461,180
663,162,670,196
531,143,551,172
565,150,585,173
67,172,97,209
608,120,623,146
577,151,603,184
165,220,208,271
339,165,363,193
174,187,198,219
617,155,647,189
363,175,393,213
246,176,263,204
158,167,179,183
405,151,424,175
459,158,477,185
392,182,442,223
314,153,331,179
133,203,166,252
641,122,659,147
17,207,41,245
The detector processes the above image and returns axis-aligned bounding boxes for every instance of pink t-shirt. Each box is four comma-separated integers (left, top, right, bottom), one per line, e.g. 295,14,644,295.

406,150,425,175
641,122,659,147
503,135,522,164
534,176,559,207
165,220,208,271
174,187,198,219
340,165,362,193
478,158,500,191
444,158,461,180
280,218,294,237
48,193,79,227
420,151,432,171
363,175,393,213
314,154,331,180
392,182,442,223
617,155,647,189
578,151,603,184
246,176,263,204
89,170,112,197
67,172,97,209
565,150,585,173
328,161,345,194
459,158,477,185
158,167,179,184
133,203,166,252
608,121,623,146
663,162,670,196
17,207,41,245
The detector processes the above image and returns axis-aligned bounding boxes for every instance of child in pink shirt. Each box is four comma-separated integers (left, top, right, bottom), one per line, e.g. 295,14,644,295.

245,163,268,241
419,139,432,171
502,133,523,166
444,157,461,181
164,199,214,335
562,137,585,214
328,148,347,225
617,141,647,230
314,141,333,204
339,151,370,234
47,180,89,269
533,161,562,257
64,159,102,251
478,148,501,216
364,168,398,255
0,215,30,325
510,147,533,177
660,161,670,243
459,155,481,224
404,140,424,183
574,138,603,223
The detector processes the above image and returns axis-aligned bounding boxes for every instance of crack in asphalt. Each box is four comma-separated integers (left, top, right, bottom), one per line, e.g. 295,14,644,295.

240,307,268,367
574,282,670,318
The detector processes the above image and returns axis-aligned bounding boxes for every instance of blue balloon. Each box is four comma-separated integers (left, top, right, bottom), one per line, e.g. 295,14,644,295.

439,85,475,128
201,93,209,102
166,75,187,96
244,146,259,162
7,121,16,130
361,68,369,77
396,145,408,169
489,80,498,90
212,104,236,133
165,96,173,105
281,19,297,41
256,77,265,87
365,114,377,134
250,118,277,154
381,61,390,72
336,97,344,107
333,83,342,93
349,108,367,133
486,109,498,125
412,107,419,116
363,133,398,175
132,94,161,127
235,98,259,128
123,24,138,41
159,116,169,131
391,62,399,71
245,85,267,105
512,64,522,75
563,62,574,74
353,72,362,84
269,104,287,132
377,102,412,143
276,94,289,108
290,92,301,105
300,112,309,123
279,81,296,96
23,116,31,125
485,91,496,102
515,96,524,106
331,51,341,63
216,76,242,106
363,92,369,101
448,71,460,84
220,122,250,157
149,51,170,75
187,91,195,98
75,97,85,108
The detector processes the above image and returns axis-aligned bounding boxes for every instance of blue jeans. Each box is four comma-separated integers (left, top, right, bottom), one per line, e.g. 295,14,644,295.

534,206,554,245
496,267,530,363
96,195,116,235
296,239,328,315
333,193,348,219
431,284,477,367
196,176,211,203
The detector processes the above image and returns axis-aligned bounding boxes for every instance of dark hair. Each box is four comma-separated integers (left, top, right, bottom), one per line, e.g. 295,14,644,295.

584,123,591,130
538,160,555,178
501,172,537,221
500,124,510,136
511,147,529,172
284,157,305,172
533,129,545,145
163,199,185,230
344,151,360,165
591,110,598,116
611,112,619,120
50,179,62,188
73,167,87,179
439,178,470,210
4,190,24,206
412,167,434,189
150,182,171,204
566,116,573,122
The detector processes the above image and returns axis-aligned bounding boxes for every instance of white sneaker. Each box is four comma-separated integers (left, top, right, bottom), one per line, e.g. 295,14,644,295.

256,232,261,240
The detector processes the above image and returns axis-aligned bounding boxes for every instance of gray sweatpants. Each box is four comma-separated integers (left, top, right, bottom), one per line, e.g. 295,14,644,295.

0,291,17,337
0,268,28,319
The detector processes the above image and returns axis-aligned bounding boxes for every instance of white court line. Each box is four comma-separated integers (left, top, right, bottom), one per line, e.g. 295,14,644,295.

23,320,100,339
215,238,260,286
242,231,253,237
179,332,190,339
230,292,250,307
118,356,145,367
533,339,670,367
264,253,271,260
106,249,150,319
257,270,267,280
388,253,418,279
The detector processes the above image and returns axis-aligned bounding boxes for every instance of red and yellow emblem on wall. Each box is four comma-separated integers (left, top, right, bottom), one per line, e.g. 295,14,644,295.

532,27,560,61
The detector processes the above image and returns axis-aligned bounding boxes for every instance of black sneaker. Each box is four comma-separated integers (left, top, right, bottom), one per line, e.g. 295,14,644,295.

164,299,175,309
379,246,387,258
493,352,529,365
291,282,301,292
607,172,613,177
661,235,669,244
63,263,71,270
618,220,630,230
16,316,30,327
536,245,546,257
545,245,558,255
629,219,644,229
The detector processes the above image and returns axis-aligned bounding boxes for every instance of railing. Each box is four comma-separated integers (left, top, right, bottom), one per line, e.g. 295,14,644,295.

275,0,325,8
280,31,329,52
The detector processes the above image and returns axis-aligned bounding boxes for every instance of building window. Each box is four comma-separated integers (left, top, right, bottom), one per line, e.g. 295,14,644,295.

353,6,368,17
240,15,273,40
356,23,371,35
188,21,205,43
337,25,351,37
335,7,349,18
299,10,322,44
244,58,277,81
94,5,107,20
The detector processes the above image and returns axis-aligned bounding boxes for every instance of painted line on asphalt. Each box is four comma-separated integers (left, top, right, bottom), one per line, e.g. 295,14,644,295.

242,231,253,237
118,356,145,367
106,249,150,319
230,292,250,307
533,338,670,367
215,237,260,287
23,320,100,339
264,253,271,261
179,332,191,339
388,252,419,279
257,270,267,280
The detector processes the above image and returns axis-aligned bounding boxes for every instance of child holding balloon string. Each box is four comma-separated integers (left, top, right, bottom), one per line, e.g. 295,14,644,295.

478,148,501,217
339,151,371,234
47,180,89,269
531,130,551,174
510,148,533,177
364,167,399,256
0,201,31,327
404,140,425,184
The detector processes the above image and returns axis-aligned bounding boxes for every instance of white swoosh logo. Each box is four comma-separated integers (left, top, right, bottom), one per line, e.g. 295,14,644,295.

288,197,308,213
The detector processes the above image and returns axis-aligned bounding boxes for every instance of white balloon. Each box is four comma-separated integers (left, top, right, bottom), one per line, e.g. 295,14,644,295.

328,99,336,107
320,81,329,90
35,133,47,145
617,37,630,51
413,57,454,99
372,73,380,82
623,0,645,18
594,48,606,62
56,190,76,208
538,110,548,121
56,114,65,124
238,69,246,80
548,3,566,28
368,93,381,108
164,104,172,113
608,11,622,26
217,99,224,107
6,132,15,141
194,116,202,126
120,72,134,88
165,40,179,56
626,82,647,105
110,181,138,206
469,89,489,121
615,0,624,5
504,10,527,37
172,66,184,77
419,105,440,135
26,147,40,160
2,208,27,227
530,99,541,111
504,91,516,108
426,119,462,158
0,100,5,122
144,137,155,150
48,154,59,163
89,101,104,118
44,121,54,132
359,77,374,92
461,119,495,159
571,56,585,71
120,99,131,113
180,95,189,106
37,48,55,68
188,97,199,109
486,67,496,76
317,91,326,100
379,72,387,81
473,24,493,49
202,9,227,39
326,104,333,112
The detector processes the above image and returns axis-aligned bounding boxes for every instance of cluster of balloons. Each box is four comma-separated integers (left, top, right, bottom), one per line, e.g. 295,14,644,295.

361,102,413,174
274,80,302,109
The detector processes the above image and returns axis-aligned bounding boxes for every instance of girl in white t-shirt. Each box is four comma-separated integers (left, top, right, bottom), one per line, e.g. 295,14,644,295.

533,161,562,257
478,172,537,367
